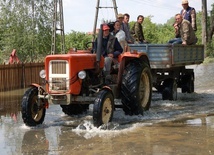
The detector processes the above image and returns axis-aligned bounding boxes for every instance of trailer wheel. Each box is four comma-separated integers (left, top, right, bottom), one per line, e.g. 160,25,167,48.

93,89,114,127
162,79,177,100
60,104,89,115
21,87,46,126
181,73,194,93
121,60,152,115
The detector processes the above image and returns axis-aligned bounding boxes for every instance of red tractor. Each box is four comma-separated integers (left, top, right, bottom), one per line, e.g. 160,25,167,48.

21,25,152,127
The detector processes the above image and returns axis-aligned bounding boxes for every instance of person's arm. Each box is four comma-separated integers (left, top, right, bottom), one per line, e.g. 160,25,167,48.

182,22,190,45
135,23,143,42
113,38,123,58
123,23,132,43
174,23,180,38
190,8,197,31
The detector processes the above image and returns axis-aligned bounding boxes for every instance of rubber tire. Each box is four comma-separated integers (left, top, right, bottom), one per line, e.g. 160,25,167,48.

60,104,89,115
121,60,152,115
181,73,194,93
21,87,46,126
162,78,177,101
93,89,114,127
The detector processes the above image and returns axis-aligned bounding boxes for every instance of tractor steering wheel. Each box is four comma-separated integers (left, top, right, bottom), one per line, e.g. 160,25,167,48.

85,41,95,53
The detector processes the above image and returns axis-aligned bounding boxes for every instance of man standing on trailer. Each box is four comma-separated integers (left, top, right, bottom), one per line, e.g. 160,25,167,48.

122,13,134,44
181,0,197,31
131,15,148,44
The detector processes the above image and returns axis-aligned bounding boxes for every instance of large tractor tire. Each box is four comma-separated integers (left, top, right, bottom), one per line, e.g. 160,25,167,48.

162,78,177,100
121,60,152,115
21,87,46,126
93,89,114,127
60,104,89,116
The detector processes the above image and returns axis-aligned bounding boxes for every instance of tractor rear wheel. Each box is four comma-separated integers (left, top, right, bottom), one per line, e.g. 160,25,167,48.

121,60,152,115
93,89,114,127
21,87,46,126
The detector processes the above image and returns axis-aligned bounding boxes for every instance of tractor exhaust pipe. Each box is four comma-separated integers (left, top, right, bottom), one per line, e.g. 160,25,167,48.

96,24,103,62
94,24,103,73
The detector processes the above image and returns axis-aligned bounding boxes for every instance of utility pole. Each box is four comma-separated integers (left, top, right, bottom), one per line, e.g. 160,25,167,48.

92,0,118,41
202,0,207,56
51,0,65,54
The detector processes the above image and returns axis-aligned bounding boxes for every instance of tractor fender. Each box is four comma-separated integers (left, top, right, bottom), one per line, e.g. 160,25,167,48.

31,83,47,94
118,52,150,66
117,52,151,87
30,83,49,108
102,86,114,95
102,86,112,91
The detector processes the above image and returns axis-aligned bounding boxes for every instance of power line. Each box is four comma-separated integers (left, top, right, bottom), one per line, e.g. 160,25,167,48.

128,0,180,11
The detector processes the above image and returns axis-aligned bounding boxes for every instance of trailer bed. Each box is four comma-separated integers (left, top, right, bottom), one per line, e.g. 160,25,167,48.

129,44,204,69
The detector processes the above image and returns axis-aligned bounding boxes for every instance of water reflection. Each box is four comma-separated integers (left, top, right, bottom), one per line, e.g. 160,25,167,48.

21,129,49,155
0,89,24,122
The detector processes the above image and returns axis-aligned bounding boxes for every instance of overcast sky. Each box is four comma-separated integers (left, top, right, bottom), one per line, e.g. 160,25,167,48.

62,0,213,33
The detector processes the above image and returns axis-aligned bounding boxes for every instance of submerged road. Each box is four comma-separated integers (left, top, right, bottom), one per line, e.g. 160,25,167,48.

0,63,214,155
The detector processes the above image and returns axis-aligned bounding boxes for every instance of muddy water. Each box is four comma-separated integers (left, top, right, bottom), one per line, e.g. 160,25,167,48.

1,63,214,155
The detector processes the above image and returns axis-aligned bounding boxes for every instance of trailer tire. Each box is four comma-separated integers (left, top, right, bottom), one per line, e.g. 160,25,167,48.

162,78,177,100
60,104,89,116
21,87,46,126
181,73,194,93
121,60,152,115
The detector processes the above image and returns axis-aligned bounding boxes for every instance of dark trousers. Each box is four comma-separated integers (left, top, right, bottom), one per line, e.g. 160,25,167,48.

168,38,182,45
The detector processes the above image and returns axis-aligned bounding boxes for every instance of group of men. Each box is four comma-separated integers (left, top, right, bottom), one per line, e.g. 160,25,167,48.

94,0,198,83
169,0,198,45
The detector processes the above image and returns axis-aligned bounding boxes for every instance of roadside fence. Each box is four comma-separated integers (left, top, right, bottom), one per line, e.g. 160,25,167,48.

0,62,44,92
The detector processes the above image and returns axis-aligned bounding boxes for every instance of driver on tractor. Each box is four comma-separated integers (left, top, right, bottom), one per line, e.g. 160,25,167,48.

94,24,123,84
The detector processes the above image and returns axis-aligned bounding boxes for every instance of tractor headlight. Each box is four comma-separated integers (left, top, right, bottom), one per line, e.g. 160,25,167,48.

78,71,86,79
39,70,46,79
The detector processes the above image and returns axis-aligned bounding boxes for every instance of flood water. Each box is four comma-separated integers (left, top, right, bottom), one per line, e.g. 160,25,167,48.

1,63,214,155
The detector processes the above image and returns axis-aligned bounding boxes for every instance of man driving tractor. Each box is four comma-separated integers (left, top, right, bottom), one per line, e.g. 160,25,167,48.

94,24,123,84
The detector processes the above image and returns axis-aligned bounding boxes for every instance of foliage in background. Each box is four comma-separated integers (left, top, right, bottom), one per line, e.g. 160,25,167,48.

206,4,214,57
65,30,93,51
0,0,53,63
129,16,177,44
0,1,213,63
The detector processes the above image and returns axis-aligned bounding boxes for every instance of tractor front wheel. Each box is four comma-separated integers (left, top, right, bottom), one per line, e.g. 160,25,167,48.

93,89,114,127
21,87,46,126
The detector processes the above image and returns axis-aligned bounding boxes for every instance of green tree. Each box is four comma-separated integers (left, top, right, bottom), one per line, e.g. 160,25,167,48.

65,31,93,51
0,0,52,63
129,16,174,44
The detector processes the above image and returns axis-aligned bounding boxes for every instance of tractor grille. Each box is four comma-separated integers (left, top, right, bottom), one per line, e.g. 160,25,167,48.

49,60,69,91
51,61,67,74
50,78,67,90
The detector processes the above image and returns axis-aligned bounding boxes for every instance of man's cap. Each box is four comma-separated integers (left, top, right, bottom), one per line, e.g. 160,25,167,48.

117,13,124,18
102,24,110,31
182,0,188,4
